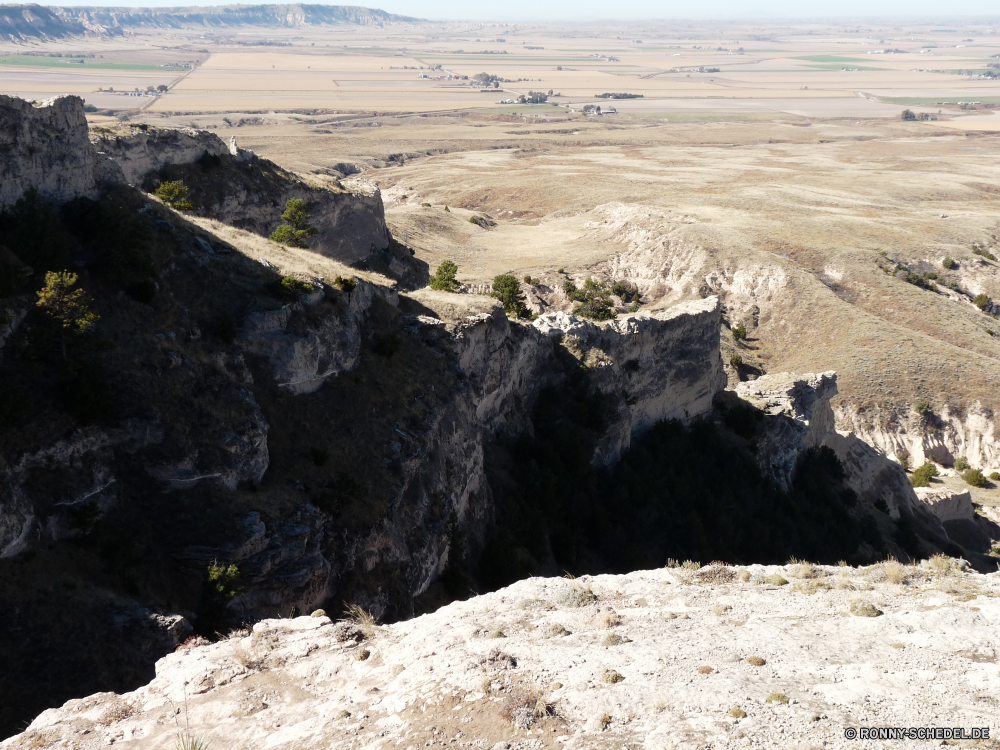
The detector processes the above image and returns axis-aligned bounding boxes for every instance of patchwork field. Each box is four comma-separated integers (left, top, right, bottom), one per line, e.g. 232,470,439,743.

3,20,1000,118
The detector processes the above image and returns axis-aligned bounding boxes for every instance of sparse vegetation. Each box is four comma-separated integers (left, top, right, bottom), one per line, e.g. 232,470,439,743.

35,271,99,359
492,274,531,318
174,733,210,750
730,706,747,718
962,469,988,488
746,656,766,667
601,668,624,684
849,600,883,617
499,687,552,729
731,323,747,341
270,275,314,300
429,259,461,292
341,603,377,632
154,180,194,211
910,461,938,487
972,245,997,262
603,633,628,646
942,257,956,269
564,278,616,320
973,293,992,311
269,198,318,248
913,399,930,415
764,574,789,586
955,457,970,472
766,693,790,704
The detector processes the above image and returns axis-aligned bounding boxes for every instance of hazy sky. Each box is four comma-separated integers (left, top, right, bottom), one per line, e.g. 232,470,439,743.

42,0,1000,22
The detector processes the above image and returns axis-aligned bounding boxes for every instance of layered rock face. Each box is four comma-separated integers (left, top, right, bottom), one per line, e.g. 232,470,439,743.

197,297,727,621
9,560,998,750
836,402,1000,477
92,126,391,266
737,374,951,544
0,95,122,208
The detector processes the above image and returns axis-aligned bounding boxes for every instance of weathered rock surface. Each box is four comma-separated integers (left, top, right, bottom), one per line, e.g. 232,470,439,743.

239,279,394,394
836,401,1000,477
736,372,961,558
533,298,726,464
0,95,122,209
92,125,391,266
9,560,998,750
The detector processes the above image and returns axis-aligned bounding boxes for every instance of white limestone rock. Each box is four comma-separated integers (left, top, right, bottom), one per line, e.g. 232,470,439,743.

8,562,998,750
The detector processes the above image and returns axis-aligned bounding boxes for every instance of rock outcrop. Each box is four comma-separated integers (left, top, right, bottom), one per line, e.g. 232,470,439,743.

239,279,395,394
92,124,391,266
0,95,122,209
735,372,994,562
9,560,998,750
835,401,1000,477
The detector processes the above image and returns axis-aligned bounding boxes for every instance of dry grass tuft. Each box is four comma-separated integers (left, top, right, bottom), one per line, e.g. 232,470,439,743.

696,563,738,584
598,712,612,731
341,603,377,631
891,642,906,649
765,692,789,704
97,700,136,726
746,656,766,667
879,557,909,584
499,687,554,729
712,603,733,616
233,643,266,671
548,623,571,637
598,610,622,629
697,665,715,674
849,600,884,617
601,668,625,684
764,574,789,586
730,706,747,718
926,554,960,577
561,585,598,608
603,633,629,646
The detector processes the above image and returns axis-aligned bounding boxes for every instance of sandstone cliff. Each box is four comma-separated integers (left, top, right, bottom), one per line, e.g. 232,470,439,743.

7,559,998,750
0,95,122,208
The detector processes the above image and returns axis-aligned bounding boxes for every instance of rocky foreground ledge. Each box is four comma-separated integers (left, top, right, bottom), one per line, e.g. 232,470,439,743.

7,560,999,750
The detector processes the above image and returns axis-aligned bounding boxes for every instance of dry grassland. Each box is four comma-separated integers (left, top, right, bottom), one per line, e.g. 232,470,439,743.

220,111,1000,421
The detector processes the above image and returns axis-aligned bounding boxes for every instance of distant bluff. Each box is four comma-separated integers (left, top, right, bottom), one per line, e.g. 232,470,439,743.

0,3,422,40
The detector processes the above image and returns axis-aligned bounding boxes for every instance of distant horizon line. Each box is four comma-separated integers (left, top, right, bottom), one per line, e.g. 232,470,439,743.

10,2,1000,23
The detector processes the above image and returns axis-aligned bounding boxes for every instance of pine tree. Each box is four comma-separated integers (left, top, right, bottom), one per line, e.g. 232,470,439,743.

36,271,99,359
270,198,318,248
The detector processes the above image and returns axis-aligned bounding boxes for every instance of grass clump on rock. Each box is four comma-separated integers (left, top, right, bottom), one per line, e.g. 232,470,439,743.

849,600,883,618
729,706,747,718
560,585,597,608
766,693,790,704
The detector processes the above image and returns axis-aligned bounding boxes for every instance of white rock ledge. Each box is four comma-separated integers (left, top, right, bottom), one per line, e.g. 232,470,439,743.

7,562,999,750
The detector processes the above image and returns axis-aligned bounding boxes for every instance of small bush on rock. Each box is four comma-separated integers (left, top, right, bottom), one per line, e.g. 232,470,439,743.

963,469,988,488
942,257,956,269
955,457,970,472
154,180,193,211
974,293,992,311
910,462,939,487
